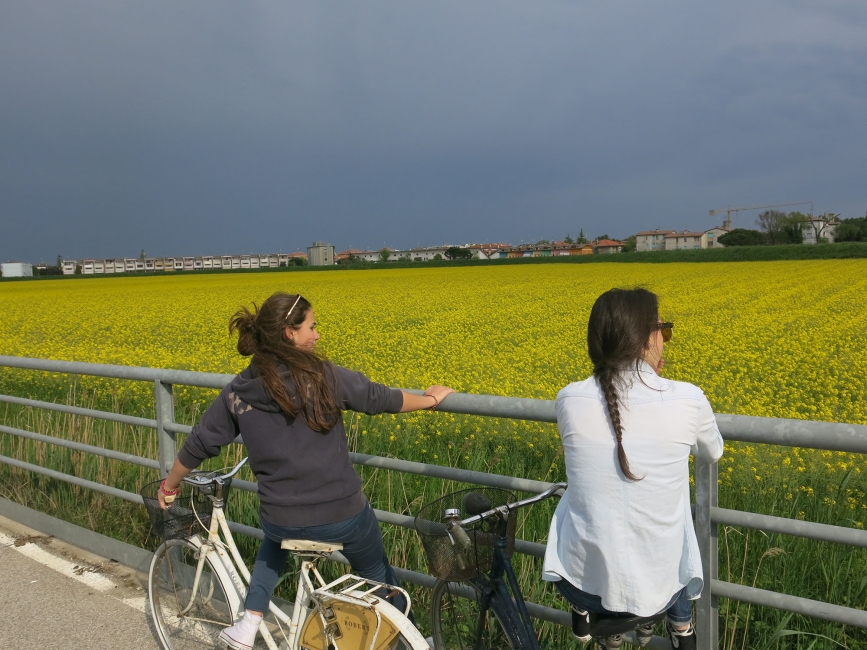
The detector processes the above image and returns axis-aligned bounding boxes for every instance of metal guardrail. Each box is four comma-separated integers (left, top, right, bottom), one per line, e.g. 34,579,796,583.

1,355,867,650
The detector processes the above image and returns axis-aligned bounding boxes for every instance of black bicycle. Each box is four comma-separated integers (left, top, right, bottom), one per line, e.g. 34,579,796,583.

415,483,666,650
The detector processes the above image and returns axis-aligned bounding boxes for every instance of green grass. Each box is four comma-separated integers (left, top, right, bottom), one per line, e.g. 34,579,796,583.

1,380,865,649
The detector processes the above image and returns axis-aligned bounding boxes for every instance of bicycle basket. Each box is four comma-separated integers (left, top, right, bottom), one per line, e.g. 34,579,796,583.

415,487,516,582
140,477,232,541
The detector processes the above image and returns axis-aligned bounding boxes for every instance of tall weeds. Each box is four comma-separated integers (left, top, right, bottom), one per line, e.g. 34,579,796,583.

1,382,865,648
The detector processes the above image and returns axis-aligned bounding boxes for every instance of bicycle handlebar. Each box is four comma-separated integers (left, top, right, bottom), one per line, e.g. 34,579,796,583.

182,457,249,486
447,521,473,548
459,482,566,528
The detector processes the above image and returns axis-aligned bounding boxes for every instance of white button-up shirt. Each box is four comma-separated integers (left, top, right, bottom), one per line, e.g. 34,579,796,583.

542,362,724,616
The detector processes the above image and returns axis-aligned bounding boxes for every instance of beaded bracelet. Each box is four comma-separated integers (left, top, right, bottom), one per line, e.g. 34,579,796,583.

426,394,440,411
160,479,180,496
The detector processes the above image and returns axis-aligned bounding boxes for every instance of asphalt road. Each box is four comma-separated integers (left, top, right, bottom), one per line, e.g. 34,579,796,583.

0,515,162,650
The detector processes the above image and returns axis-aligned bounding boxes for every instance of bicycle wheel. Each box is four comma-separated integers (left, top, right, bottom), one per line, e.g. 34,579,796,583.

149,538,235,649
430,578,517,650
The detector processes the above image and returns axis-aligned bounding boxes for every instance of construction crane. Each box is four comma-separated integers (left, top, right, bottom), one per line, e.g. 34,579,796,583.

709,201,813,231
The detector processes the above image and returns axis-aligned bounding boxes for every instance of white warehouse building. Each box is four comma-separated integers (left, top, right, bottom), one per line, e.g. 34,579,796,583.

1,262,33,277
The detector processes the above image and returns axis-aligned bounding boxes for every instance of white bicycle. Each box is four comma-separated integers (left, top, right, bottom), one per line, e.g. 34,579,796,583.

142,458,430,650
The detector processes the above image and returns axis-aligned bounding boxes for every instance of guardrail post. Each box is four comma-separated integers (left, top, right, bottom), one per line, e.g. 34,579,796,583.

695,458,719,650
155,381,176,477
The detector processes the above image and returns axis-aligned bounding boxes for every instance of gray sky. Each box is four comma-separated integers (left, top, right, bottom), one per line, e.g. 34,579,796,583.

2,1,866,262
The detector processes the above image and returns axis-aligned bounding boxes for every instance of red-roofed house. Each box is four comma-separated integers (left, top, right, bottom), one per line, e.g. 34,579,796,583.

594,239,624,254
551,241,594,255
473,243,512,258
335,249,365,262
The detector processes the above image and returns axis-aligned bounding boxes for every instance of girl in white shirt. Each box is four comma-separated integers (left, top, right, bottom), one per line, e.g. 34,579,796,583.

542,288,724,650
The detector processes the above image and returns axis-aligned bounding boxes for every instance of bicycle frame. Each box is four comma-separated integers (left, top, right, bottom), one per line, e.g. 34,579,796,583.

173,485,428,650
442,482,567,650
472,515,540,650
184,501,294,650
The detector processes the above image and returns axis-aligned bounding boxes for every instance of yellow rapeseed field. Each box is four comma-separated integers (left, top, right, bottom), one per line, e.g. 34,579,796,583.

2,260,866,424
2,261,867,646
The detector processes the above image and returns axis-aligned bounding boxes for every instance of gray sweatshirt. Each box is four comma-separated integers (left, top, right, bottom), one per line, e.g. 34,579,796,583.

178,362,404,527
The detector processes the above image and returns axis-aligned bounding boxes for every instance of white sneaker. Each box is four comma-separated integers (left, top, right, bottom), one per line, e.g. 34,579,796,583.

219,611,262,650
666,621,696,650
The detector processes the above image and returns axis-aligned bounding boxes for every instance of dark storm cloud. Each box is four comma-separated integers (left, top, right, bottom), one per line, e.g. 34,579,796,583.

1,1,866,262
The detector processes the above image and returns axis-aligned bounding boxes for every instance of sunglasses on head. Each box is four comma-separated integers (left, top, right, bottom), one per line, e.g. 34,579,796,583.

655,322,674,342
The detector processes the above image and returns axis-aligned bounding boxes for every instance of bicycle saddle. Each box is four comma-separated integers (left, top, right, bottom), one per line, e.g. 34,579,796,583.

281,539,344,553
463,492,492,515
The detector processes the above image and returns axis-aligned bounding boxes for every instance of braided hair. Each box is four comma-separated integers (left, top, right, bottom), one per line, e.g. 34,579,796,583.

586,288,659,481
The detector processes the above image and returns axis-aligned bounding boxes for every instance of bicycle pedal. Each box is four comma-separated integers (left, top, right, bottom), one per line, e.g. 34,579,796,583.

636,623,654,647
597,634,623,649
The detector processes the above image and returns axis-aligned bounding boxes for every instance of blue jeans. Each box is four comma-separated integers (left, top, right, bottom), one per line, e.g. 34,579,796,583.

554,578,693,626
245,503,408,615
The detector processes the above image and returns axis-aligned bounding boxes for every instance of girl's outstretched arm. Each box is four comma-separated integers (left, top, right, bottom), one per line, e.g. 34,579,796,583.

399,385,455,412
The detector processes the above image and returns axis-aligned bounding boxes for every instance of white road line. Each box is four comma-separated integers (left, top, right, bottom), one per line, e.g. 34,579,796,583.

122,596,148,613
0,531,145,611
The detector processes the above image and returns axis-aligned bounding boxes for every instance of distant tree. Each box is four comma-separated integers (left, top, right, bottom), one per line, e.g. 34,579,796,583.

535,239,550,245
56,254,63,267
834,216,867,242
780,222,804,244
718,228,765,247
433,253,443,261
576,229,588,244
620,235,637,253
290,257,307,266
139,249,146,261
564,234,574,244
595,233,610,242
444,246,473,260
379,248,391,263
755,210,790,245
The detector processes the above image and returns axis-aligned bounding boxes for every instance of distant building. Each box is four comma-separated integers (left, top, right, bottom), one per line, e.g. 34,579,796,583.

347,247,454,262
464,245,493,260
635,230,675,252
1,262,33,277
548,242,593,256
307,242,335,266
62,260,77,275
498,242,560,258
665,230,706,250
594,239,624,254
705,227,728,249
475,243,512,258
800,216,839,244
285,252,308,264
335,249,366,262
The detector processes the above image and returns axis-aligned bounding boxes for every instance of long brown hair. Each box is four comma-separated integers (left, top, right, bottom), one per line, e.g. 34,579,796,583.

229,292,340,432
587,288,659,481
